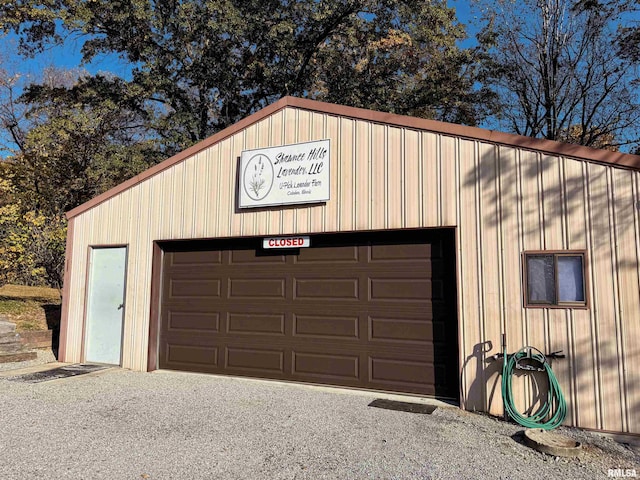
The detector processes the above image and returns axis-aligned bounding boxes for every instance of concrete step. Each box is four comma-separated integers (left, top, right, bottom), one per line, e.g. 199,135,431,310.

0,328,30,356
0,320,17,335
0,342,24,353
19,331,53,349
0,351,37,364
0,332,21,344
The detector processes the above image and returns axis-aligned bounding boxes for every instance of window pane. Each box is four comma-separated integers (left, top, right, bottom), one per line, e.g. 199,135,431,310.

557,256,585,303
527,255,555,303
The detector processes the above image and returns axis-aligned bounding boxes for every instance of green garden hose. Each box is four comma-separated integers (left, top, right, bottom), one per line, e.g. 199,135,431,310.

501,346,567,430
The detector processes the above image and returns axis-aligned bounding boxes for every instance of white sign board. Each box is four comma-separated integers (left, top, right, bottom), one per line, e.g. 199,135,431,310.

263,236,311,249
238,139,330,208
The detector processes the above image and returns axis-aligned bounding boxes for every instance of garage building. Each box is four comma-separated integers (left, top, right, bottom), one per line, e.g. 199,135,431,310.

60,96,640,440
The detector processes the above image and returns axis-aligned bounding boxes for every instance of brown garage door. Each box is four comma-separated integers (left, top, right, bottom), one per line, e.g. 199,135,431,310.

158,229,458,399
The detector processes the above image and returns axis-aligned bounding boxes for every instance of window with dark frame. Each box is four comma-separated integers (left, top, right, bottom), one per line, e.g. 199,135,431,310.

523,251,587,307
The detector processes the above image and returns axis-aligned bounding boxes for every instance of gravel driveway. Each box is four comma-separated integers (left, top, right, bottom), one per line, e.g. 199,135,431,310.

0,366,638,480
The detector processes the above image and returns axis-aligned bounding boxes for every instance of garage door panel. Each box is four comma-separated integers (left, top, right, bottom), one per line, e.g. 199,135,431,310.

168,278,222,299
159,230,458,399
230,250,287,264
295,245,359,263
369,316,433,344
167,311,220,332
369,278,434,301
166,344,218,367
292,351,360,380
292,303,428,317
293,314,360,340
228,278,286,299
283,265,430,277
226,312,286,335
369,243,431,262
369,357,436,390
224,347,285,373
170,250,223,266
294,278,360,299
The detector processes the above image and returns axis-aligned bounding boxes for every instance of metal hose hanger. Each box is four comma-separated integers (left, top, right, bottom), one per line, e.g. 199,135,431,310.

501,345,567,430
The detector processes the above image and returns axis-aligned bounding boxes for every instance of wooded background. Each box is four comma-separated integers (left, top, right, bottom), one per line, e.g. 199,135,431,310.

0,0,638,288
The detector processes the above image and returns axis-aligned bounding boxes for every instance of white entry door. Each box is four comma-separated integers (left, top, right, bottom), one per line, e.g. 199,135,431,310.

85,247,127,365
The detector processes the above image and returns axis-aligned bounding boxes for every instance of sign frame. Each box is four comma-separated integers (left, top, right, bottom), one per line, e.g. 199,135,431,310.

238,139,330,209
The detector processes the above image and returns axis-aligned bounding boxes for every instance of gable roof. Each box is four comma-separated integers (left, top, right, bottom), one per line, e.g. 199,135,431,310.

66,95,640,219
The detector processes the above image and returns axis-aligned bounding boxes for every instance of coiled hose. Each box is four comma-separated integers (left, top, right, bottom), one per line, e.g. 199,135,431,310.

501,346,567,430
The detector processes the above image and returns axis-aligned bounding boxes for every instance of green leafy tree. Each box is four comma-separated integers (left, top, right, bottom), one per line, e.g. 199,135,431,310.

0,68,161,286
1,0,493,155
0,169,66,288
0,1,496,286
13,74,162,213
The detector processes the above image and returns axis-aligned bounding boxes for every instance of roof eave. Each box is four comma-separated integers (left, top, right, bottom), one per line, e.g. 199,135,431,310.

66,95,640,220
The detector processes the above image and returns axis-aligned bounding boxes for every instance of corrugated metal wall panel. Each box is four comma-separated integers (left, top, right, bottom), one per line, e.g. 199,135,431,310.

339,118,355,232
628,172,640,433
387,127,403,230
588,163,624,433
457,136,483,411
355,120,371,230
611,168,637,433
478,141,503,416
440,136,457,226
308,113,327,233
63,107,640,435
370,123,386,230
421,132,437,227
404,129,421,228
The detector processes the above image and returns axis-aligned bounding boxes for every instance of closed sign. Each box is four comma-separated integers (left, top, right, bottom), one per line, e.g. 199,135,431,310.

263,236,311,249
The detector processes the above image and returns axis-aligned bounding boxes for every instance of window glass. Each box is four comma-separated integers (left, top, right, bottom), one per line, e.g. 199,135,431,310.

557,255,585,302
527,255,555,303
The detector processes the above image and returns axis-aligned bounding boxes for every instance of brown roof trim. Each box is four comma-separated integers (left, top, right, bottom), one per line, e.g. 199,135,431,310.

67,96,640,219
283,96,640,169
66,96,292,219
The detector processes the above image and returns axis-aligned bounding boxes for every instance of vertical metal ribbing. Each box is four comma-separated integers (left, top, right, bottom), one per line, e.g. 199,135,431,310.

471,138,487,410
516,148,532,408
608,168,628,433
455,136,466,408
351,120,357,232
336,116,342,232
495,146,506,350
560,157,578,426
584,163,603,430
400,128,406,228
632,171,640,434
436,134,442,227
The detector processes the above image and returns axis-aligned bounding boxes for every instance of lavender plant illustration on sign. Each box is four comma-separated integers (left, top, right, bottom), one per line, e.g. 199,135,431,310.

243,153,274,201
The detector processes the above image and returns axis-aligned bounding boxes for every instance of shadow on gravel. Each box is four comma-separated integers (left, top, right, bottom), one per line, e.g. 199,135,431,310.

7,364,108,383
368,399,437,414
511,430,529,448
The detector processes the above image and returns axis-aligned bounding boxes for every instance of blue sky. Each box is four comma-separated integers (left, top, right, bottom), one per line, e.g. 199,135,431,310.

0,0,481,158
0,0,480,82
0,31,133,80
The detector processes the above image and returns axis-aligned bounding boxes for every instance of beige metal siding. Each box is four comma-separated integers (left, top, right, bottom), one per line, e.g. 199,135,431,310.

64,106,640,436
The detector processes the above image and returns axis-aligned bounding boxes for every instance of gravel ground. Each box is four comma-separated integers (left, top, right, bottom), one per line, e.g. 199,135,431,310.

0,368,638,480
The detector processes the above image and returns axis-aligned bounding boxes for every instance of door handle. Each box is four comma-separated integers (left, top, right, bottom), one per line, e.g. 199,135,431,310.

117,303,124,310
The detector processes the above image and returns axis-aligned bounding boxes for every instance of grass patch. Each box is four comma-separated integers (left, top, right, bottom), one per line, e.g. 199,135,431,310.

0,285,61,332
0,284,60,302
